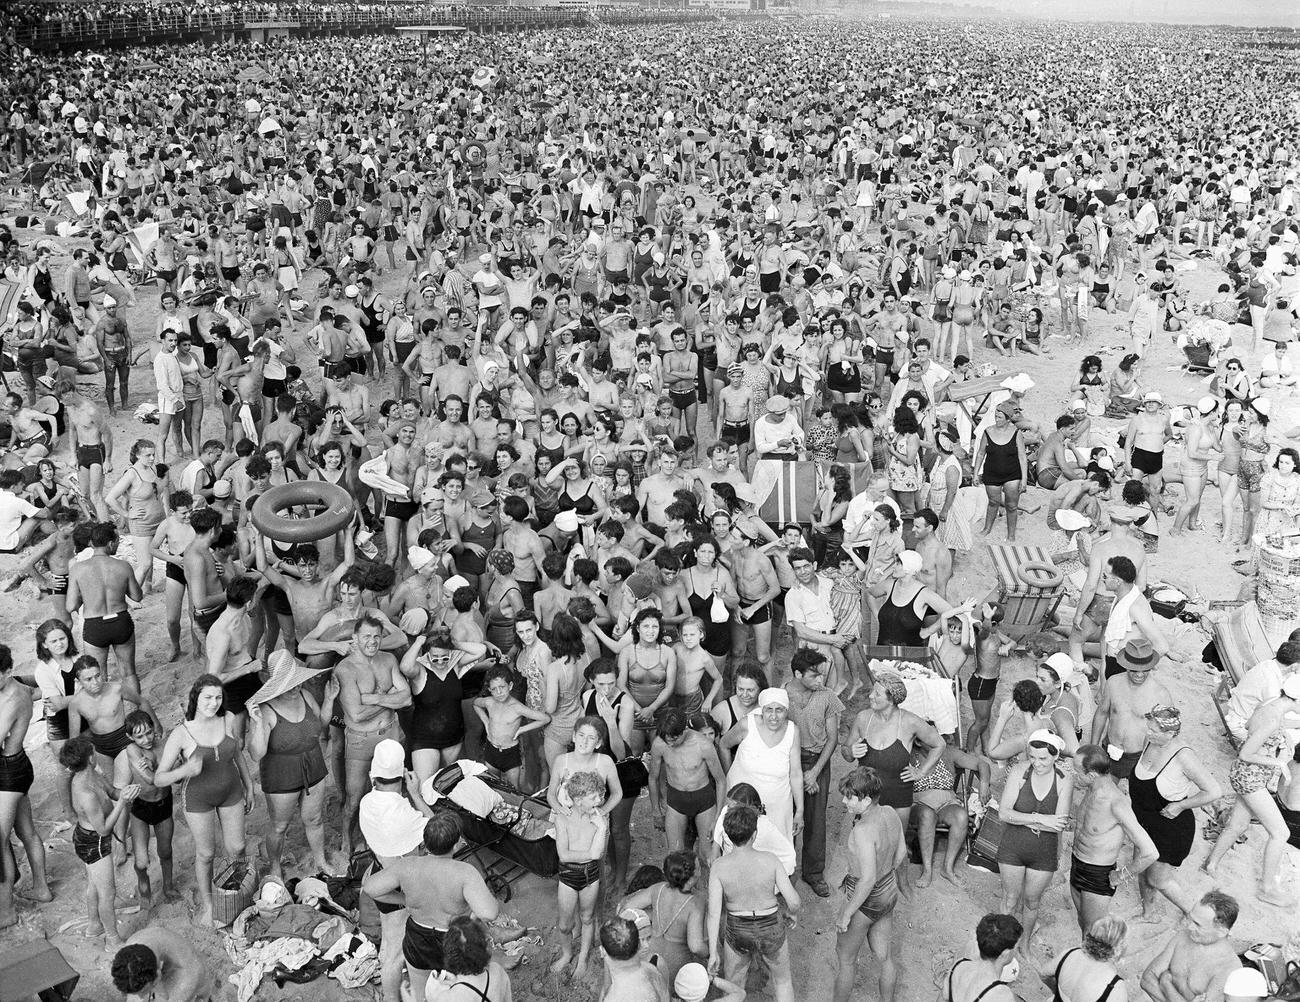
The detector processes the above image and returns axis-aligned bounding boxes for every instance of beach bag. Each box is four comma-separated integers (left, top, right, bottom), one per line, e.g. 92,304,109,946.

710,593,730,623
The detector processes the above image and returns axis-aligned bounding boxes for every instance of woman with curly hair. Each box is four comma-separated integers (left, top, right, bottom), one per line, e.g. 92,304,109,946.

886,405,923,517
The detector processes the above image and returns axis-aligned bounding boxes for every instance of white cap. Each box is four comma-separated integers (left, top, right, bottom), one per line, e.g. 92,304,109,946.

1143,390,1163,404
554,510,580,533
1222,967,1268,998
1251,397,1271,417
344,284,359,298
443,575,471,593
369,738,405,780
1027,729,1064,752
674,964,711,1002
897,550,923,575
408,546,436,572
757,688,789,709
1197,395,1218,415
1042,652,1075,679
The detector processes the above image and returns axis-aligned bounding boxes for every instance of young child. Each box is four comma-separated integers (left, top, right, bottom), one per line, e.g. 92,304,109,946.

551,770,609,975
113,710,177,905
472,665,551,788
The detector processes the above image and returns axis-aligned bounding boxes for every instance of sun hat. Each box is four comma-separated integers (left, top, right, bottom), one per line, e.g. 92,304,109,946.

369,738,405,780
765,395,790,415
1117,637,1161,672
1054,509,1091,532
247,650,326,708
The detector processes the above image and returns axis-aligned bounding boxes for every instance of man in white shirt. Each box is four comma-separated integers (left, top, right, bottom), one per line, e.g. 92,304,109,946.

0,469,44,553
783,546,849,690
752,396,803,461
1224,639,1300,745
359,740,436,1002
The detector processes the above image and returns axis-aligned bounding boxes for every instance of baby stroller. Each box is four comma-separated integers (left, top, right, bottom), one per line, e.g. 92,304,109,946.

430,762,559,901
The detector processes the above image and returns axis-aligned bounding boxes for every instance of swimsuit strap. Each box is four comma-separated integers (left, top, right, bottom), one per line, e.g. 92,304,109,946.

448,971,492,1002
947,958,967,1002
1096,975,1122,1002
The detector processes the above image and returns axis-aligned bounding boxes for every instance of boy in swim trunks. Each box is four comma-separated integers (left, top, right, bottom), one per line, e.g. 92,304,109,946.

472,664,552,788
650,706,726,870
552,770,609,976
114,710,178,907
62,734,140,946
834,766,906,1002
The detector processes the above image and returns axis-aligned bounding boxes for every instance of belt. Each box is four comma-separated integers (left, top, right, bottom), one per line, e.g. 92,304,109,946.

728,908,778,919
350,719,395,736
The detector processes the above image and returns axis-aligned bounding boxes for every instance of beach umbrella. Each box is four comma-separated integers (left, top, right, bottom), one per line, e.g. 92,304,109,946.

257,117,281,136
471,66,498,90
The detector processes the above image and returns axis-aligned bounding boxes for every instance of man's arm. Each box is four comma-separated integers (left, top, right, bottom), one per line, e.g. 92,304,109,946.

1140,936,1178,1002
1115,798,1159,875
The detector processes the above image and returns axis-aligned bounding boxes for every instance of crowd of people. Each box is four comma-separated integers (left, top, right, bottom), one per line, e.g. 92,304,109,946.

0,9,1298,1002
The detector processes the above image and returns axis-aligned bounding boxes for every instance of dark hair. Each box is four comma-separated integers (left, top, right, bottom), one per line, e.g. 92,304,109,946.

1106,555,1137,584
975,914,1023,960
191,506,222,535
599,917,639,961
186,673,226,719
226,576,258,609
35,619,76,663
791,647,828,676
111,944,159,993
625,864,666,894
1276,640,1300,668
631,607,663,644
1275,447,1300,471
733,661,769,691
722,804,759,846
548,613,586,661
874,504,900,533
725,782,764,812
584,657,618,683
1012,679,1046,714
59,734,95,772
662,850,696,891
1076,744,1112,776
423,810,463,855
838,766,884,801
441,916,492,976
1199,890,1239,930
659,706,687,740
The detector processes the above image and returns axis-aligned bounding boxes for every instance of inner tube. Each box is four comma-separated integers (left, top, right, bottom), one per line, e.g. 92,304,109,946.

1016,560,1064,590
251,481,355,544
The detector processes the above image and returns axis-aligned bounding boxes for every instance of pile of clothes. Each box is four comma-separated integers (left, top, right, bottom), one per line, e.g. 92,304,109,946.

224,877,380,1002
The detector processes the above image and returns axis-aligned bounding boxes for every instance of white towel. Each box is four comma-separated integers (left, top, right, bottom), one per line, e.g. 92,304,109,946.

900,677,958,736
1103,587,1139,655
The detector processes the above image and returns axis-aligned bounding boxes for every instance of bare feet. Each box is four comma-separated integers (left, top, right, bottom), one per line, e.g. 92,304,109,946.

939,866,959,886
917,870,934,889
549,945,573,974
195,905,215,928
161,886,182,904
167,645,183,663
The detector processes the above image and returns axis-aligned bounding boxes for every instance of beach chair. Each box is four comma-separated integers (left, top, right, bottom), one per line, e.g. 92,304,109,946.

987,543,1067,640
1212,678,1242,751
1210,600,1271,686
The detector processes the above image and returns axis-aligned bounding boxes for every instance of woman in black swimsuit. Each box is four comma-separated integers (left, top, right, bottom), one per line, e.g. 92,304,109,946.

974,404,1027,541
869,550,953,648
1044,916,1127,1002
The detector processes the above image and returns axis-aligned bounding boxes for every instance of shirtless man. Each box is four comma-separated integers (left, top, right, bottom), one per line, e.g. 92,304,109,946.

649,707,726,867
727,528,781,667
0,643,52,929
361,809,499,999
534,552,576,631
1068,506,1148,680
1097,561,1168,695
218,341,268,443
600,916,669,1002
9,509,77,624
637,449,691,536
150,492,196,661
3,391,58,455
431,395,472,454
298,567,408,669
430,347,474,412
715,366,756,473
380,422,420,574
111,926,213,1002
66,391,113,520
833,767,906,1002
706,804,801,1002
68,655,158,793
1140,892,1243,1002
184,508,227,647
321,367,371,439
205,577,265,740
912,509,952,599
62,734,139,946
500,496,547,609
335,613,412,858
263,395,304,472
1068,745,1159,934
67,522,143,685
1036,416,1085,489
1125,392,1172,498
664,329,700,437
650,551,693,629
258,534,355,645
1090,639,1174,779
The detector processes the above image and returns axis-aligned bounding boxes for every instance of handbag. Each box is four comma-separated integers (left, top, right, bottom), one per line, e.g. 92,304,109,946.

710,593,730,624
965,805,1004,874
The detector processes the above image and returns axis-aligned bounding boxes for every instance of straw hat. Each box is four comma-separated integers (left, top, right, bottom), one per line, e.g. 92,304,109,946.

247,650,326,708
